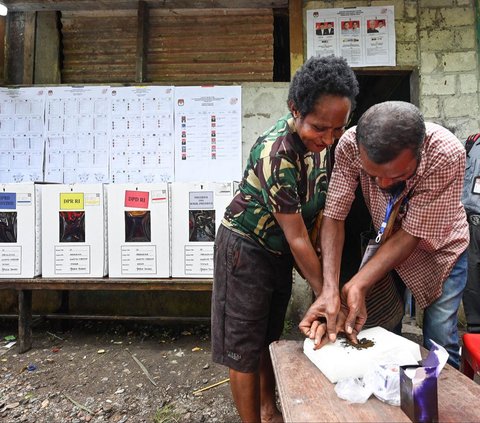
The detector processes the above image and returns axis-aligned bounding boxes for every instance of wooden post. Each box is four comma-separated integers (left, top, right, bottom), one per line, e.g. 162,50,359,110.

289,0,304,77
34,11,61,84
0,17,5,83
18,290,32,353
23,11,36,84
136,0,148,83
5,11,36,85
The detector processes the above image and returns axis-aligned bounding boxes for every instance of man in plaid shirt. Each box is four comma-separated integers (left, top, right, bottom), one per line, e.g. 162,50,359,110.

300,101,469,368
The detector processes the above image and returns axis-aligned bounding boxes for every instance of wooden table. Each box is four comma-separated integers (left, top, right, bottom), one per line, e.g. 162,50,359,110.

0,278,212,353
270,339,480,422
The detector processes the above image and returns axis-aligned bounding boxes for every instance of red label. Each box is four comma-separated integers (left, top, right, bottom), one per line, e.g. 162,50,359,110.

124,190,149,208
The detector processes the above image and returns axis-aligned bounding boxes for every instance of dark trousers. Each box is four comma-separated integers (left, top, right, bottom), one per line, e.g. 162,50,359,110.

463,216,480,333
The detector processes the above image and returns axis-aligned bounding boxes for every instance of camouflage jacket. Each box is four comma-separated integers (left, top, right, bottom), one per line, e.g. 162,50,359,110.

222,113,327,254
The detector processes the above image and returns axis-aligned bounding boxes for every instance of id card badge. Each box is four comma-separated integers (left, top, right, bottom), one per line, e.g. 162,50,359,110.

472,176,480,195
359,239,380,269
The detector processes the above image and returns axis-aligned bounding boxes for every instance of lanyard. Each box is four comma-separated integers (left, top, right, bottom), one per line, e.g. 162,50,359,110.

375,190,402,244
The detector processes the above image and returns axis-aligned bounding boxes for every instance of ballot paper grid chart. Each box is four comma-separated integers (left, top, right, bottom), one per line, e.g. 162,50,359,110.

110,86,175,184
174,86,242,182
0,85,243,184
44,86,111,184
0,87,46,183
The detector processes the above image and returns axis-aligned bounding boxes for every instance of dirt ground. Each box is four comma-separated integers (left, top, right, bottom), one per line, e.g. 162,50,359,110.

0,317,432,423
0,318,245,423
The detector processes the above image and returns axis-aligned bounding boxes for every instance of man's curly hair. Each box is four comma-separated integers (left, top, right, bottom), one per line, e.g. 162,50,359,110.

287,55,359,117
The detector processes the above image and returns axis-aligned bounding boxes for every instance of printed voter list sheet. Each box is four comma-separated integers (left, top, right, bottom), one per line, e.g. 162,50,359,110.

306,6,396,67
174,86,242,182
44,86,111,183
0,87,46,183
110,86,174,184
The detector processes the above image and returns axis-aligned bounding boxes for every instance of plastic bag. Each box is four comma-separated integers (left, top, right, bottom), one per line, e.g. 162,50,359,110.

364,363,401,406
334,377,373,404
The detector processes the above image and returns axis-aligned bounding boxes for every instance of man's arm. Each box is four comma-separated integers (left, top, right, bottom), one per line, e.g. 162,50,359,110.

342,227,420,335
298,216,344,344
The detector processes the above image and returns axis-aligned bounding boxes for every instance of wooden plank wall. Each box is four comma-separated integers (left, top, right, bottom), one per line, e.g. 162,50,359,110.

147,9,274,83
60,8,274,84
60,10,137,83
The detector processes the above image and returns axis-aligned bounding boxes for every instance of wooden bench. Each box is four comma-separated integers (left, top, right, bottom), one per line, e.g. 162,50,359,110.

0,278,212,353
270,339,480,422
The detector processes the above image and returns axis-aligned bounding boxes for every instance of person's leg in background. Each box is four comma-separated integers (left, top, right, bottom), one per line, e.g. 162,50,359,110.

463,220,480,333
423,250,468,369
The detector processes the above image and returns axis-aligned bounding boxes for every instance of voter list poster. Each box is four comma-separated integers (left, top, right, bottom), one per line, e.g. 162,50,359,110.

306,6,396,67
174,86,242,182
110,86,175,184
44,86,111,184
0,87,46,183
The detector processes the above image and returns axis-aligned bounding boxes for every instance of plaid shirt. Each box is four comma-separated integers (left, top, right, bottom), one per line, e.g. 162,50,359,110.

325,122,469,309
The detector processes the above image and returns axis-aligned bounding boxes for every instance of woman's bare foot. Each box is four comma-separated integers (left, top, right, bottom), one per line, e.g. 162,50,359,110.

261,408,284,423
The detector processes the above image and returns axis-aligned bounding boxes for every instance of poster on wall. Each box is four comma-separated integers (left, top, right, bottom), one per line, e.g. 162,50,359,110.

110,86,174,184
306,6,396,67
0,87,46,183
44,86,111,183
173,86,242,182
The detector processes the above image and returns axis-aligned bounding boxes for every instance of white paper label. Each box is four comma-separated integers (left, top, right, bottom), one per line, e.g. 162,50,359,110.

121,245,157,274
0,246,21,274
54,245,90,274
184,244,214,275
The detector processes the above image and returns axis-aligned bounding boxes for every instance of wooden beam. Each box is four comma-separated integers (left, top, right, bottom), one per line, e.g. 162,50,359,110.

0,17,5,83
22,10,36,84
34,11,61,84
5,11,28,84
18,290,32,353
4,0,288,12
288,0,303,76
135,0,147,83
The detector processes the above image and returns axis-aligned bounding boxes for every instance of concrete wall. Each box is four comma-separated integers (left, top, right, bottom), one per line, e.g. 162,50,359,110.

305,0,480,139
242,82,290,169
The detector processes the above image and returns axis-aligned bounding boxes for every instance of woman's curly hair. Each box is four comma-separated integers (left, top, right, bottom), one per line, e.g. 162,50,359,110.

287,55,359,116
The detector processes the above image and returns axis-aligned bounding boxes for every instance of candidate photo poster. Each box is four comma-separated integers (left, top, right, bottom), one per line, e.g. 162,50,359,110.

306,6,396,67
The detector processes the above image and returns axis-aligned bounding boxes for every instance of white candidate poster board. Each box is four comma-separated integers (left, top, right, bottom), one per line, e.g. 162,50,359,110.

174,86,242,182
306,6,396,67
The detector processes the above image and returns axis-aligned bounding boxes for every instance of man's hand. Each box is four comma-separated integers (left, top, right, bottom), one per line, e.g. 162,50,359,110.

298,288,340,346
341,281,368,338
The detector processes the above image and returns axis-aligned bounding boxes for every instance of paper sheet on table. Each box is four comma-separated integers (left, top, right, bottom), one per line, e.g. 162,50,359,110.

303,326,421,383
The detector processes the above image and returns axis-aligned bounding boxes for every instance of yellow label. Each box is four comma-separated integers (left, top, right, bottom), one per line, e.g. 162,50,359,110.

60,193,84,210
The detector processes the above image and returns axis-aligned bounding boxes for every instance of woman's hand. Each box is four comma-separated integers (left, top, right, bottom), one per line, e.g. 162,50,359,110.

298,287,340,345
300,304,351,350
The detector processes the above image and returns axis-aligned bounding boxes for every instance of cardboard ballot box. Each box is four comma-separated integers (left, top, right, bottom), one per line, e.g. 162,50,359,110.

107,183,170,278
400,364,438,423
400,341,448,423
41,184,107,278
171,182,233,278
0,183,42,278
